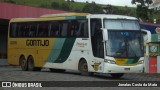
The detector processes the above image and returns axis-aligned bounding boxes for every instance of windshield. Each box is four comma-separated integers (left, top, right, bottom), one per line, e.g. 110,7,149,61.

106,31,143,58
104,19,143,58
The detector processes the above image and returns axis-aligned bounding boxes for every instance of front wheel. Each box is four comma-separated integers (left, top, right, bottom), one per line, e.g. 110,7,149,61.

79,60,93,76
110,73,124,78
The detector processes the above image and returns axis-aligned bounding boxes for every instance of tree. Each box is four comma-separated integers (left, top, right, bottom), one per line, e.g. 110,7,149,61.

51,2,60,9
131,0,153,7
82,3,103,14
61,3,70,11
131,0,153,21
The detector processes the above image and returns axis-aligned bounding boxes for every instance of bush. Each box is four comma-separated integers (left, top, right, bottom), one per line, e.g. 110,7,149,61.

82,3,103,14
51,2,60,9
61,3,70,11
6,0,16,3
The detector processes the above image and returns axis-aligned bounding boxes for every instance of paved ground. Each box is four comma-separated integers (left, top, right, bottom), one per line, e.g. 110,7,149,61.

0,66,160,90
0,59,160,90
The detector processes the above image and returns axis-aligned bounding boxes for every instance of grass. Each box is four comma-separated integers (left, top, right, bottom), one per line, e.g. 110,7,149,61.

0,0,136,12
0,0,88,11
1,0,160,23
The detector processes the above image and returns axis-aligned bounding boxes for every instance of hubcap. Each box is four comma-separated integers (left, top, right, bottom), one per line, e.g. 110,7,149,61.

82,63,88,71
21,60,25,67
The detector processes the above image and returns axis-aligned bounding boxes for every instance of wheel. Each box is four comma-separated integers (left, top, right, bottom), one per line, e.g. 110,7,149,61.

27,56,35,71
50,68,65,73
19,56,28,71
110,73,124,78
79,59,93,76
28,56,41,71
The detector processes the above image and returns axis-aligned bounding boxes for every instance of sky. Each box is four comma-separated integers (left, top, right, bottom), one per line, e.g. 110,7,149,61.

76,0,136,7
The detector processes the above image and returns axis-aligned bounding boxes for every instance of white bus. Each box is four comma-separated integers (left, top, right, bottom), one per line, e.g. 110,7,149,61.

8,13,146,78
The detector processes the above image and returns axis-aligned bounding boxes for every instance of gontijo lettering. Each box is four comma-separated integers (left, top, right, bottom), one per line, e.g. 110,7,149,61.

26,40,49,46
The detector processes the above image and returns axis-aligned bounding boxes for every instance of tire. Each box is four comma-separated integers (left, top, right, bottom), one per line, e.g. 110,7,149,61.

27,56,35,71
79,59,93,76
19,56,28,71
50,68,65,73
110,73,124,78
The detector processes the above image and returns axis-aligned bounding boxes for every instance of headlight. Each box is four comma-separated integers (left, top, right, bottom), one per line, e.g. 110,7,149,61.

138,60,144,64
105,59,116,64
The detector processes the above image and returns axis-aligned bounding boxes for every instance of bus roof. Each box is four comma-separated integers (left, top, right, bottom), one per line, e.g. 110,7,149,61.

87,14,138,20
10,13,138,22
40,13,89,18
10,13,89,22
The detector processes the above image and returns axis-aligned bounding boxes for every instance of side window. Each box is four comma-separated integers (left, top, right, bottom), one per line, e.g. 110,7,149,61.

23,23,31,37
38,22,49,37
71,21,79,37
17,23,22,37
91,19,102,36
73,20,88,37
48,21,60,37
84,22,88,37
68,21,73,37
61,22,68,37
10,23,17,37
29,23,37,37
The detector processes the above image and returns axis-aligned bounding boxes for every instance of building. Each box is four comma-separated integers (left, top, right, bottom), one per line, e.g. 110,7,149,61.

0,2,67,59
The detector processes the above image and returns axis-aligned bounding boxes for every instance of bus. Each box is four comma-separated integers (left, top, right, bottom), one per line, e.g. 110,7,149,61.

8,13,146,78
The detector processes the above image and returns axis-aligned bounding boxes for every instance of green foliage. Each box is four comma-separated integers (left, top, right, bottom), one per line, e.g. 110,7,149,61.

51,2,60,9
61,3,70,11
131,0,153,21
131,0,153,6
3,0,15,3
136,5,148,20
82,3,103,14
0,0,159,23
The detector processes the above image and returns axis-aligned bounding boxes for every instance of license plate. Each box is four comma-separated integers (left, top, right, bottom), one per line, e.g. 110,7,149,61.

124,68,130,71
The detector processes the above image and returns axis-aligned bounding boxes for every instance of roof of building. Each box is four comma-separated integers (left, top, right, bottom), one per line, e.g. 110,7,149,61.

0,2,67,19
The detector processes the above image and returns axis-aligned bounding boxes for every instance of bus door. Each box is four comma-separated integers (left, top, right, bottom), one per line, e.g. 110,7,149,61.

90,19,104,72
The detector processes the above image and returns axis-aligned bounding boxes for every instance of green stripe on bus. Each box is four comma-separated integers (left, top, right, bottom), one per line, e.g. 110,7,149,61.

54,38,76,63
65,16,86,20
47,38,66,62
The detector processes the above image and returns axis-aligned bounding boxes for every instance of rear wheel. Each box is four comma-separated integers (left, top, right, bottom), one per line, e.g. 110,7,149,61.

50,68,65,73
110,73,124,78
19,56,28,71
79,59,93,76
27,56,35,71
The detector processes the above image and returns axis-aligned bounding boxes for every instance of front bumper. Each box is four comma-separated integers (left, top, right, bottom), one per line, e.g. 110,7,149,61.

103,63,144,73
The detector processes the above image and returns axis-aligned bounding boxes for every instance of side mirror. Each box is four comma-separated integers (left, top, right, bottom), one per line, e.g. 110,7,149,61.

101,28,108,41
141,29,151,43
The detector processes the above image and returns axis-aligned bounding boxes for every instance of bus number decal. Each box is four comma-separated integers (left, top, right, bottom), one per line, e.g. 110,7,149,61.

26,40,49,46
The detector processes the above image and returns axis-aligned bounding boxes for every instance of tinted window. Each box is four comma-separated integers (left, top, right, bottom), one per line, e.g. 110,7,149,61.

10,20,88,38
